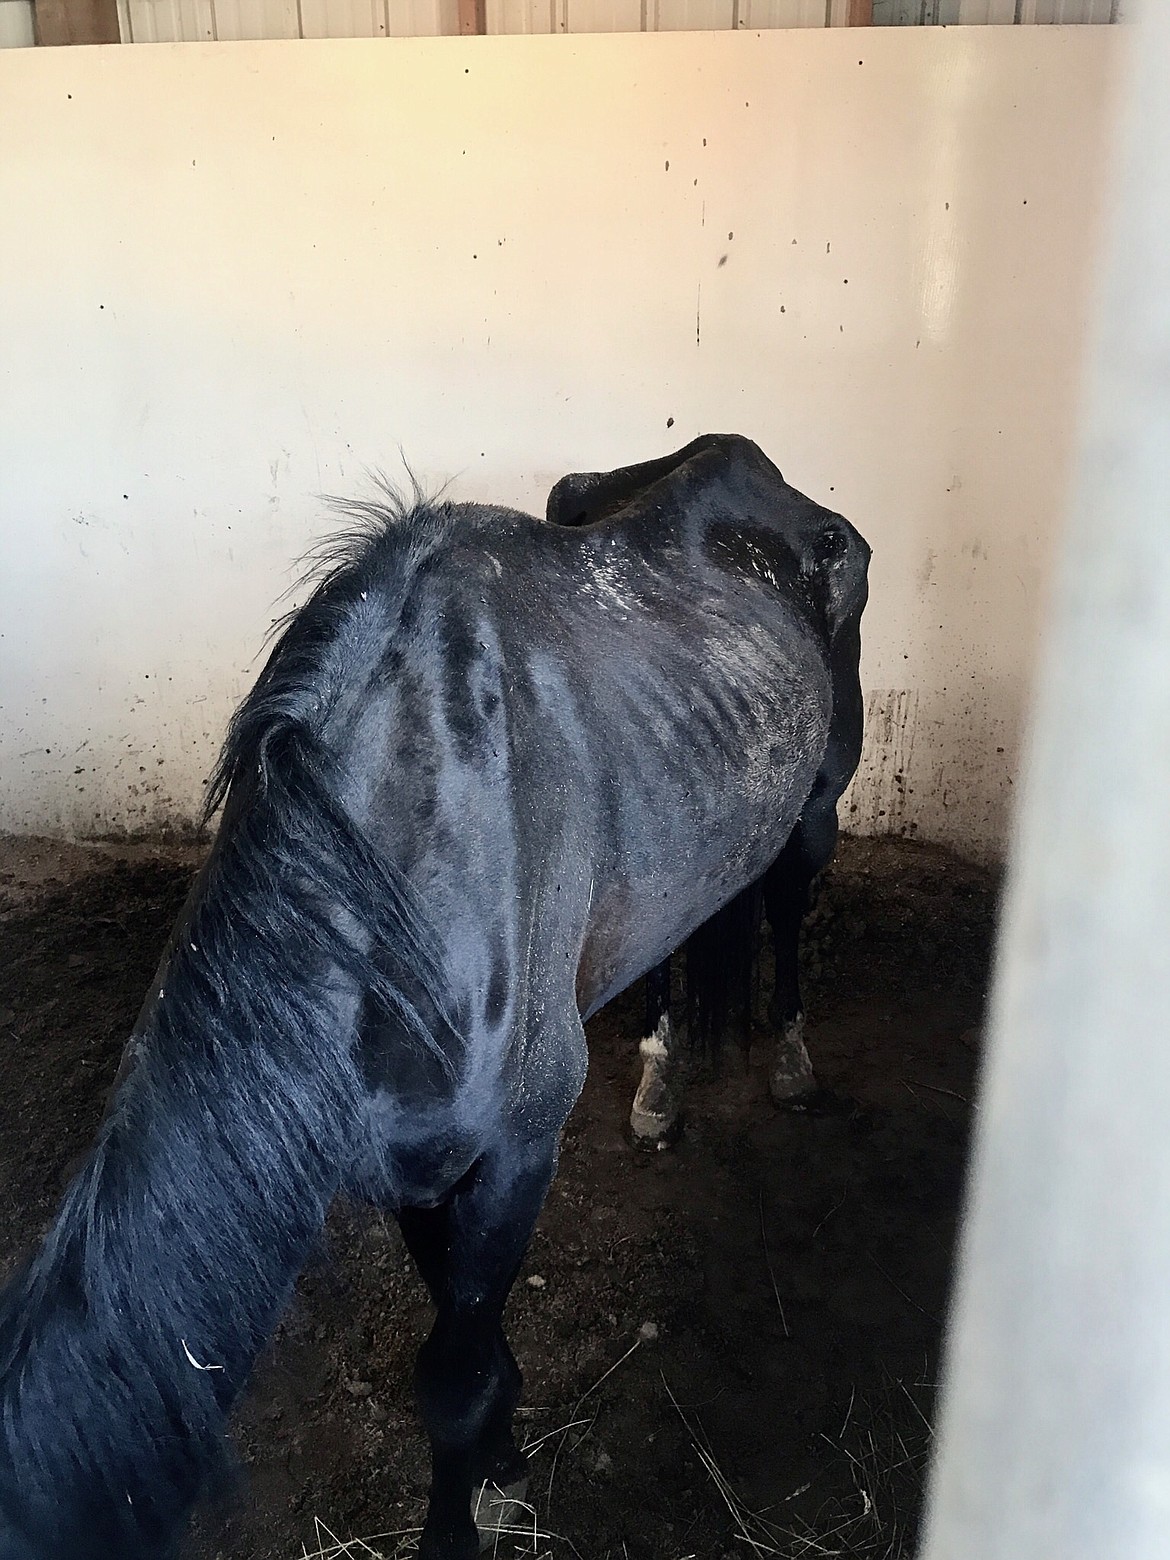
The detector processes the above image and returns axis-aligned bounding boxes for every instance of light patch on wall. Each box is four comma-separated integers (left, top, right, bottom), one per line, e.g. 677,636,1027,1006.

915,46,980,344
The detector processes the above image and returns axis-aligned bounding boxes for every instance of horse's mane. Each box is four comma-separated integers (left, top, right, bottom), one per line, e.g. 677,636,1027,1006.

205,472,453,823
0,481,460,1560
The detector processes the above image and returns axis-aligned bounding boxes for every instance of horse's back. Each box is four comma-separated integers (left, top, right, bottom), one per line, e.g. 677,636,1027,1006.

291,448,862,1068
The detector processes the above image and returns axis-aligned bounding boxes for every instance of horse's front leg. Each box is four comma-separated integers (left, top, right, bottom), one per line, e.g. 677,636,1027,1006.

408,1138,557,1560
763,801,838,1104
398,1203,527,1492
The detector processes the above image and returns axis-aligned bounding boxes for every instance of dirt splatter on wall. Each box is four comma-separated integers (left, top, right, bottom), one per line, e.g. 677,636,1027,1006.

0,28,1116,859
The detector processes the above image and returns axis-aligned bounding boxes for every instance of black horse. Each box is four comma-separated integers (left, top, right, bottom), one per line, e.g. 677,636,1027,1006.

0,435,869,1560
546,444,866,1141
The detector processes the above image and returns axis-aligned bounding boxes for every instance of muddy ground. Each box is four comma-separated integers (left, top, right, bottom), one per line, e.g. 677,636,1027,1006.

0,835,997,1560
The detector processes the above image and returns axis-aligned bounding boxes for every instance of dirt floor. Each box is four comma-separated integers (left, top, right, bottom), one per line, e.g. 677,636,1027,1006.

0,833,997,1560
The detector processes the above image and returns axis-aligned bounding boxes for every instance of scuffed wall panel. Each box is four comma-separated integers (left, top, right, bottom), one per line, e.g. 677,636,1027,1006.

565,0,641,30
740,0,827,26
301,0,385,34
386,0,456,32
0,0,34,43
947,0,1018,22
1018,0,1113,20
111,0,1120,38
213,0,299,35
651,0,733,28
486,0,558,29
876,0,1112,16
125,0,214,39
872,0,922,19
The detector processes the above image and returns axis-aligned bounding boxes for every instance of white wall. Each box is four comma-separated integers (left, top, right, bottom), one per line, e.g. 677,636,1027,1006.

0,27,1117,856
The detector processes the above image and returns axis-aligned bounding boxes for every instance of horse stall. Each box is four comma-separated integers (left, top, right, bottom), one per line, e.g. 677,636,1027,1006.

0,11,1129,1560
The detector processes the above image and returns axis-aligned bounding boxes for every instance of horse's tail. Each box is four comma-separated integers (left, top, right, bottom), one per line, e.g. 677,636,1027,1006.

0,716,456,1560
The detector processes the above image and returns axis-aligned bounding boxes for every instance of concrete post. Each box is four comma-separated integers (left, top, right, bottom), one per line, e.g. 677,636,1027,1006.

920,7,1170,1558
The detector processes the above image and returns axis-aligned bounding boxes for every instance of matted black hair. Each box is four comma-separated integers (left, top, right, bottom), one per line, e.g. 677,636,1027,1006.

0,498,458,1560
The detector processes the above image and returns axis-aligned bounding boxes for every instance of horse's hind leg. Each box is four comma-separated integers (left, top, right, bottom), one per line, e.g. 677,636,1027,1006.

763,796,838,1105
629,958,682,1145
407,1136,559,1560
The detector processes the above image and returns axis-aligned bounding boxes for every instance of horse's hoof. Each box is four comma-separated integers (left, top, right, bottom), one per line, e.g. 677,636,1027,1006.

769,1017,817,1107
768,1060,819,1105
629,1102,682,1148
418,1517,480,1560
473,1433,527,1491
629,1060,682,1147
473,1477,530,1548
769,1077,822,1110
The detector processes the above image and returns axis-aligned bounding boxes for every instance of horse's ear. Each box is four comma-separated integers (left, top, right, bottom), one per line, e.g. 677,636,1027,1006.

546,472,600,528
545,435,731,529
804,517,870,640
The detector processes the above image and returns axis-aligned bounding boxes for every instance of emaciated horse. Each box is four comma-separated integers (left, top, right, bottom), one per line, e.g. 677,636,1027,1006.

0,434,869,1560
546,444,867,1141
